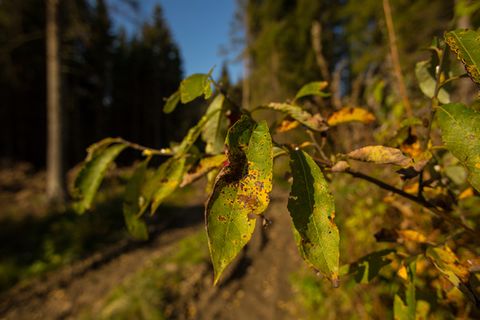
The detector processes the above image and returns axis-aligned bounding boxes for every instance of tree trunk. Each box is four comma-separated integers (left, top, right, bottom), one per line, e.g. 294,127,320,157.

454,0,476,103
46,0,65,203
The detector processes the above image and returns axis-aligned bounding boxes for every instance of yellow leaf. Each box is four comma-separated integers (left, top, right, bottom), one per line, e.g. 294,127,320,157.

327,107,375,126
277,119,300,132
458,187,474,200
398,265,408,280
397,229,427,243
403,182,419,194
427,245,470,287
347,145,412,167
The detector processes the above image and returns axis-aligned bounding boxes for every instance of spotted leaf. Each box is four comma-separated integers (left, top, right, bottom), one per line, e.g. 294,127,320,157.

437,103,480,192
206,116,273,284
445,29,480,84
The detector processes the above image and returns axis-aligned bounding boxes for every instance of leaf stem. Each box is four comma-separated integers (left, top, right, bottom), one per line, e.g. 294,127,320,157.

114,137,173,156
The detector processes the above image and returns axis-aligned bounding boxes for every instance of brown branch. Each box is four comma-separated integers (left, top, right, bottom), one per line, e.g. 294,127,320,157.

383,0,413,117
339,168,477,238
313,157,477,238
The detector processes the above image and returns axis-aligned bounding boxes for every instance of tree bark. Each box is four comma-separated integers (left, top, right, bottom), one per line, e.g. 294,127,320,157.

46,0,65,203
454,0,476,103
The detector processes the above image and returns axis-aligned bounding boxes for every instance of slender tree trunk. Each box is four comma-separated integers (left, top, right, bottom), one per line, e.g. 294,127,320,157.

455,0,476,103
46,0,65,203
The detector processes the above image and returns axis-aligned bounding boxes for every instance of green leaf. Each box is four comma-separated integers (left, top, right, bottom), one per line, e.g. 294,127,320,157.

294,81,330,101
180,73,212,103
394,260,417,320
267,103,328,132
344,249,395,284
206,116,273,284
85,137,120,161
163,90,180,114
175,108,221,157
123,159,149,240
150,156,187,213
288,149,339,284
406,261,417,320
437,103,480,192
445,29,480,84
73,143,127,214
202,94,228,155
415,60,450,104
394,294,409,320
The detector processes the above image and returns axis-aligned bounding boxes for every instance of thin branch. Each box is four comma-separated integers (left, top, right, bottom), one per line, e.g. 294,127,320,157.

422,45,447,151
338,168,477,238
383,0,413,118
307,130,329,162
418,46,448,197
209,76,245,114
114,138,173,156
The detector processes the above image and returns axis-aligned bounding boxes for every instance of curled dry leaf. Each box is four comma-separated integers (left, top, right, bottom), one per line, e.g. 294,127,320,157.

267,102,328,132
331,161,350,172
347,146,412,167
327,107,376,126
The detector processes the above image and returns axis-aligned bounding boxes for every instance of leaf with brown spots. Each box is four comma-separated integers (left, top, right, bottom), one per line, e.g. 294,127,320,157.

445,29,480,85
288,149,340,285
206,115,273,284
347,146,412,167
327,107,375,126
438,103,480,192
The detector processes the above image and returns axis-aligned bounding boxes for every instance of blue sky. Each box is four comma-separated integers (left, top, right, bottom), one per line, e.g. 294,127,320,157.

111,0,243,82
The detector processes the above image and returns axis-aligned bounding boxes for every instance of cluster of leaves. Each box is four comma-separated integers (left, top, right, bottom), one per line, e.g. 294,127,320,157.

71,29,480,316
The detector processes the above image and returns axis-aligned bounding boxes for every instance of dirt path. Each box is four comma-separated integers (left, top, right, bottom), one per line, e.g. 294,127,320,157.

0,204,205,320
1,190,303,320
192,192,302,320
